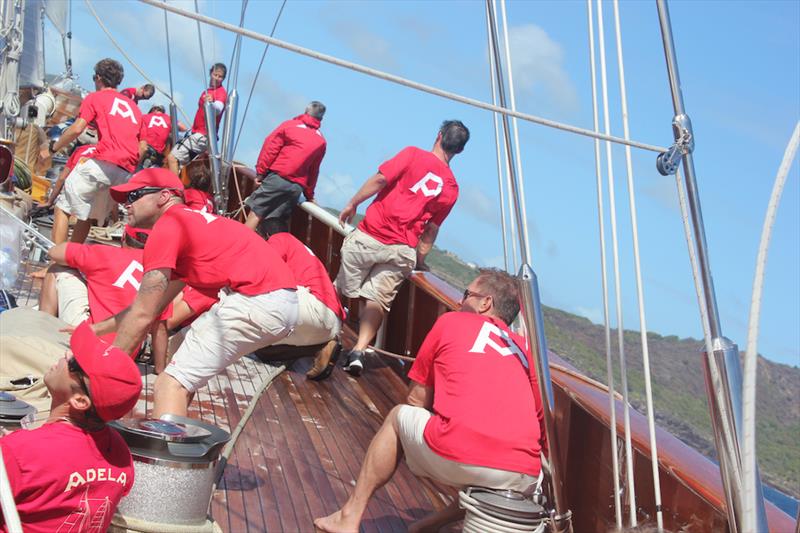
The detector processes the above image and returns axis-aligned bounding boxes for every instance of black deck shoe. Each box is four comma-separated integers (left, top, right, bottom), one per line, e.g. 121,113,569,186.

343,349,365,377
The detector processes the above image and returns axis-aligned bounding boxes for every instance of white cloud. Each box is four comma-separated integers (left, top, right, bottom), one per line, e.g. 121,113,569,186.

459,184,500,225
504,24,579,113
575,305,603,324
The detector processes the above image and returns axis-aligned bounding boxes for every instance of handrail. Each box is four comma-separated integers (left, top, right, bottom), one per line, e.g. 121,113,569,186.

298,201,355,237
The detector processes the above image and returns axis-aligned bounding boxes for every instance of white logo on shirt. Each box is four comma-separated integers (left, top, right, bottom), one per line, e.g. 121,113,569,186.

409,172,444,198
185,208,218,224
148,115,168,129
84,147,96,156
109,98,138,124
64,468,128,492
112,260,144,291
468,322,528,369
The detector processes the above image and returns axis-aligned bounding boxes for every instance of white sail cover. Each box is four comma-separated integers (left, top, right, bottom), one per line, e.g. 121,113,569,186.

19,0,67,88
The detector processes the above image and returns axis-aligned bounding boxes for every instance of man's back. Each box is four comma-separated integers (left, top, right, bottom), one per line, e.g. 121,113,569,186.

139,112,171,153
0,423,134,533
79,90,141,172
359,146,458,248
408,311,544,476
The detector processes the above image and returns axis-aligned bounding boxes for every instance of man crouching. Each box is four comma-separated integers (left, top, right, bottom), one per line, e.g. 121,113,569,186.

314,268,546,532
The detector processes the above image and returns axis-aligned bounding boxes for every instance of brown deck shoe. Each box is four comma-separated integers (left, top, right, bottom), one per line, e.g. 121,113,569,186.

306,339,342,381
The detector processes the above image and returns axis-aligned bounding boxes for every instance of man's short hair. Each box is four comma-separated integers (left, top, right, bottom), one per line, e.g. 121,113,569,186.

305,101,326,120
438,120,469,155
474,268,519,325
141,84,155,98
148,105,165,114
210,63,227,79
94,59,124,88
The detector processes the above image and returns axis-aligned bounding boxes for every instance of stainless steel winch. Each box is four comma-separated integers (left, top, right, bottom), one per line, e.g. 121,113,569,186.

0,391,35,429
110,414,230,531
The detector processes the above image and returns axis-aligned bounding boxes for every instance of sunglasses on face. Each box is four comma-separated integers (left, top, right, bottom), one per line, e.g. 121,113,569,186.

462,288,489,301
126,187,165,204
67,357,91,398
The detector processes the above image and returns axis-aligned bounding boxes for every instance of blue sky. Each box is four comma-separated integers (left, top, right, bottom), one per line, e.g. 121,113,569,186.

49,0,798,366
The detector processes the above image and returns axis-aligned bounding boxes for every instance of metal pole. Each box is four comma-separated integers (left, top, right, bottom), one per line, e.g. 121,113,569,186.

655,2,768,532
168,102,178,147
518,265,571,532
202,101,223,210
220,88,237,163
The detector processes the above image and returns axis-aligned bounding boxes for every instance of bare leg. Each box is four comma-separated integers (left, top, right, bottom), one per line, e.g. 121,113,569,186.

244,210,262,231
51,206,70,245
352,299,384,351
69,219,92,244
314,405,404,533
166,153,180,176
153,373,192,418
38,268,59,316
407,502,465,533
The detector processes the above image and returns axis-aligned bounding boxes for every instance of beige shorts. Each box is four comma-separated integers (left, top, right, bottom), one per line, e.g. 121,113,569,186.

275,286,341,347
165,288,298,392
54,269,90,326
55,158,129,221
170,132,208,165
396,405,539,494
335,229,416,311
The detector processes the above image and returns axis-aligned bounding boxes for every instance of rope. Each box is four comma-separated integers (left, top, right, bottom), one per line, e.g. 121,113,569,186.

596,0,637,525
611,1,663,528
368,345,415,363
585,0,621,527
484,2,510,273
232,0,287,158
228,163,247,219
0,1,23,123
498,0,532,264
138,0,669,154
83,0,191,124
742,121,800,532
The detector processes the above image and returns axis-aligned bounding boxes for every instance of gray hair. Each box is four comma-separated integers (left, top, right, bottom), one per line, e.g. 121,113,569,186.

475,268,520,325
305,101,326,120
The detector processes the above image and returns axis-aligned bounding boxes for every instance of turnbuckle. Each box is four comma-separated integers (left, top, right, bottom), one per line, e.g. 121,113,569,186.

656,113,694,176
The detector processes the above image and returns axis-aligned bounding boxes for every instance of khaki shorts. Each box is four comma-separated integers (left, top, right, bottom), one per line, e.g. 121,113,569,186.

396,405,540,494
55,159,129,221
170,132,208,165
275,286,341,347
335,229,416,311
55,268,90,326
165,288,298,392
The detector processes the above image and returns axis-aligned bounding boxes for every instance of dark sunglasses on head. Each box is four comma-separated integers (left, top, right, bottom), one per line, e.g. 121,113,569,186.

67,357,91,398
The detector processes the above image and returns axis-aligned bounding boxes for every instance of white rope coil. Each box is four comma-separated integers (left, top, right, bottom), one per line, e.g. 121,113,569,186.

459,491,546,533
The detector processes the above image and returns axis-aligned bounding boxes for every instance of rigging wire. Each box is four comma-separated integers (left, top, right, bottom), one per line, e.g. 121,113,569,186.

83,0,191,124
193,0,209,89
498,0,532,264
163,1,174,101
596,0,637,525
139,0,669,155
226,0,248,92
586,0,621,527
742,120,800,533
485,5,510,273
611,1,663,528
232,0,287,158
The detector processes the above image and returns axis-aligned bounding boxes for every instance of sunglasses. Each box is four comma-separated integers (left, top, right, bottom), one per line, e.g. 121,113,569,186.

125,187,175,204
462,288,489,301
67,357,92,399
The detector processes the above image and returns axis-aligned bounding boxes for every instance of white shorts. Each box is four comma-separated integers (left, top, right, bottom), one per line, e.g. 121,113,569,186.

55,269,90,326
334,229,416,312
55,159,130,221
396,405,540,494
165,288,298,392
274,286,341,347
170,132,208,165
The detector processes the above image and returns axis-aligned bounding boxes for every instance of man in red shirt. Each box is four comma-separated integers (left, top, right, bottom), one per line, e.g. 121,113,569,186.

120,83,155,103
166,63,227,175
40,58,142,244
335,120,469,375
95,168,298,418
315,270,545,533
0,322,141,533
268,232,345,380
244,101,327,236
138,105,171,170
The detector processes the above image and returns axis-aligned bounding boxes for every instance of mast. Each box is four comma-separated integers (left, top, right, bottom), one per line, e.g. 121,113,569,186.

654,2,769,532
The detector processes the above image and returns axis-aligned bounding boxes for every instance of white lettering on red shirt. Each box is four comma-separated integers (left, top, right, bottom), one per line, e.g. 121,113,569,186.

64,469,128,492
148,115,168,129
111,260,144,291
109,98,139,124
409,172,444,198
468,321,529,369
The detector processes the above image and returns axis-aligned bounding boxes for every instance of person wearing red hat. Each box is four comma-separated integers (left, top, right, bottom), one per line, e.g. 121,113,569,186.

0,322,140,533
94,168,298,418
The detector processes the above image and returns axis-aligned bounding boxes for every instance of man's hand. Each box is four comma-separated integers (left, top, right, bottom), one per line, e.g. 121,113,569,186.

39,145,51,162
415,258,430,272
339,203,356,227
203,93,213,103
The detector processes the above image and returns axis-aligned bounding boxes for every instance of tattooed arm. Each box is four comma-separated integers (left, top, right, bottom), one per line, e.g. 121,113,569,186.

111,268,184,355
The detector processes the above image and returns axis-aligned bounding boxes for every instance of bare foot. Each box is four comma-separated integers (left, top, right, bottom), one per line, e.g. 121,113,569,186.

314,510,359,533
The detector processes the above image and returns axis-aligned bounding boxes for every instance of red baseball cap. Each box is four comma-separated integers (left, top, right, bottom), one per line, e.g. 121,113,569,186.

70,322,142,422
110,168,184,204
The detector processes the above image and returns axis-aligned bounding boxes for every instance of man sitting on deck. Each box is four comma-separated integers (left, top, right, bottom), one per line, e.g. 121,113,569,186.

314,269,546,533
92,168,298,418
0,322,140,533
